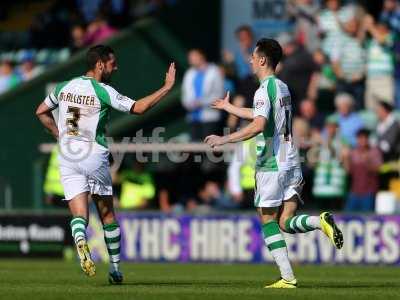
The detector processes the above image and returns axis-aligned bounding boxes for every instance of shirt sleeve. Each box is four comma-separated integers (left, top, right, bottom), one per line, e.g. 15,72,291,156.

103,85,136,113
253,87,270,119
44,89,59,109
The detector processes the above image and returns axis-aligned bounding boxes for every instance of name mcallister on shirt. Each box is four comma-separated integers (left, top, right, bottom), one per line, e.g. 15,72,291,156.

59,92,95,106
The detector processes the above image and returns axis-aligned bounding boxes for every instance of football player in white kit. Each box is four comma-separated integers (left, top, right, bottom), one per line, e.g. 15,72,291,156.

205,38,343,288
36,45,176,283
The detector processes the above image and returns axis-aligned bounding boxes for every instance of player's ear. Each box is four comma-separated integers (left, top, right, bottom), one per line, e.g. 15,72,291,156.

96,60,104,71
260,56,267,66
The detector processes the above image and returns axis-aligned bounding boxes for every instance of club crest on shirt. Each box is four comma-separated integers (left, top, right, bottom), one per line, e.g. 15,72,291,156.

117,94,126,101
255,99,264,109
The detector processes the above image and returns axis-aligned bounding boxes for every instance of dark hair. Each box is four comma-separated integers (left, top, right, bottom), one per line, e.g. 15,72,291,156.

255,38,283,70
378,100,393,113
356,128,370,137
235,25,253,37
86,45,114,70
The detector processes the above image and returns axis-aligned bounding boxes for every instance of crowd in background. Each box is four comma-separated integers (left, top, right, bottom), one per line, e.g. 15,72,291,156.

0,0,177,95
41,0,400,214
170,0,400,214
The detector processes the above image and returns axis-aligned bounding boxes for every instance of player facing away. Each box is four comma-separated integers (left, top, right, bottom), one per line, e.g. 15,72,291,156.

205,38,343,288
35,45,176,283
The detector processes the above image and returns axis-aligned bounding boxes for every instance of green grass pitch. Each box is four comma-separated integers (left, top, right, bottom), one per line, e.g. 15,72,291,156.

0,260,399,300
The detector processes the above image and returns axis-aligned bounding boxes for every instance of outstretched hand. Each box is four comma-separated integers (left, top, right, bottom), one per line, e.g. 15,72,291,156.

211,92,230,110
204,134,228,148
164,62,176,90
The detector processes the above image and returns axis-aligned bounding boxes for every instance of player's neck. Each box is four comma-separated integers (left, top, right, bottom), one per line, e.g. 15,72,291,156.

257,69,275,82
85,70,102,82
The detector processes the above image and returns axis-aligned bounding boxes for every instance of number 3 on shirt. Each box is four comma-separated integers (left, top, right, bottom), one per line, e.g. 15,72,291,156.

66,106,80,136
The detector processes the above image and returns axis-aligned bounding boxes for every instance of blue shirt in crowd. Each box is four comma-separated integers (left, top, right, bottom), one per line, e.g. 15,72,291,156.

338,112,364,147
190,70,205,122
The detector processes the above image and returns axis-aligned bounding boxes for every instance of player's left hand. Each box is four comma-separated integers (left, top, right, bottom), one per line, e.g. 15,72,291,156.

164,62,176,91
204,135,227,148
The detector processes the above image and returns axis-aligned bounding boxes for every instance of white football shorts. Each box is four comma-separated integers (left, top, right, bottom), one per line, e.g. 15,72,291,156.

58,141,113,200
254,167,304,208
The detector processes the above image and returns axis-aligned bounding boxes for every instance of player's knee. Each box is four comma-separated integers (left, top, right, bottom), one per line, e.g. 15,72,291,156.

278,215,291,232
102,213,116,225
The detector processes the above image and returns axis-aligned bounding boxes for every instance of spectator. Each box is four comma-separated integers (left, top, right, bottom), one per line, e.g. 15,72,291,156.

334,93,364,147
230,25,255,81
379,0,400,108
70,24,87,52
84,15,118,45
223,25,258,131
308,49,336,112
331,17,366,109
182,49,224,141
18,58,42,81
376,101,400,190
318,0,351,57
299,99,325,135
277,33,319,113
117,161,155,209
343,129,382,212
188,181,232,213
376,100,400,160
312,115,347,209
227,138,256,209
0,60,20,94
288,0,320,52
363,16,395,110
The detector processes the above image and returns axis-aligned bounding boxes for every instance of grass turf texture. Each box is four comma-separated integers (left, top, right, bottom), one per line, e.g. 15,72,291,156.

0,260,399,300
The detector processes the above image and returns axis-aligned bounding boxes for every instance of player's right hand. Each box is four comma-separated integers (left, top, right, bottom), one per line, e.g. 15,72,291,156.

211,92,230,110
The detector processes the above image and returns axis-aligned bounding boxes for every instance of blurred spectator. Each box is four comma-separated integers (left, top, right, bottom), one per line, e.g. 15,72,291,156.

312,115,346,209
70,24,87,52
318,0,351,57
43,147,66,208
229,25,255,80
223,25,258,131
299,99,325,135
117,161,155,209
18,58,42,81
288,0,320,52
334,93,364,147
376,101,400,190
376,101,400,160
84,15,118,45
343,129,382,212
227,139,256,209
182,49,224,141
379,0,400,108
308,49,336,112
0,61,21,94
331,17,366,109
277,33,319,114
363,16,395,110
75,0,103,22
187,181,232,213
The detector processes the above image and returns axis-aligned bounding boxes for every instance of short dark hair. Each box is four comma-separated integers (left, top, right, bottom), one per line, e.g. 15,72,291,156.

255,38,283,70
356,128,370,137
86,45,114,70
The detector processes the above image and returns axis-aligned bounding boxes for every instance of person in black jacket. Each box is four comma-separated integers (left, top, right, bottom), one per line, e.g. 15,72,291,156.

376,101,400,189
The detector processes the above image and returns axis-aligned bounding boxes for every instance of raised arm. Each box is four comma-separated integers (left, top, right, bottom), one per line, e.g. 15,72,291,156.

211,92,254,120
131,62,176,115
35,102,59,140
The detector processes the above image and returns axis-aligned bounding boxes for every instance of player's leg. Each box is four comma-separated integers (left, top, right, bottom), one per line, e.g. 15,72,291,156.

279,168,343,249
255,171,296,289
68,191,96,276
258,207,297,288
278,197,322,234
93,194,123,284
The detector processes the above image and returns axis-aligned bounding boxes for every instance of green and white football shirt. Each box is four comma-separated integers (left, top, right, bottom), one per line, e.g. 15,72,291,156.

44,76,135,149
253,75,300,172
